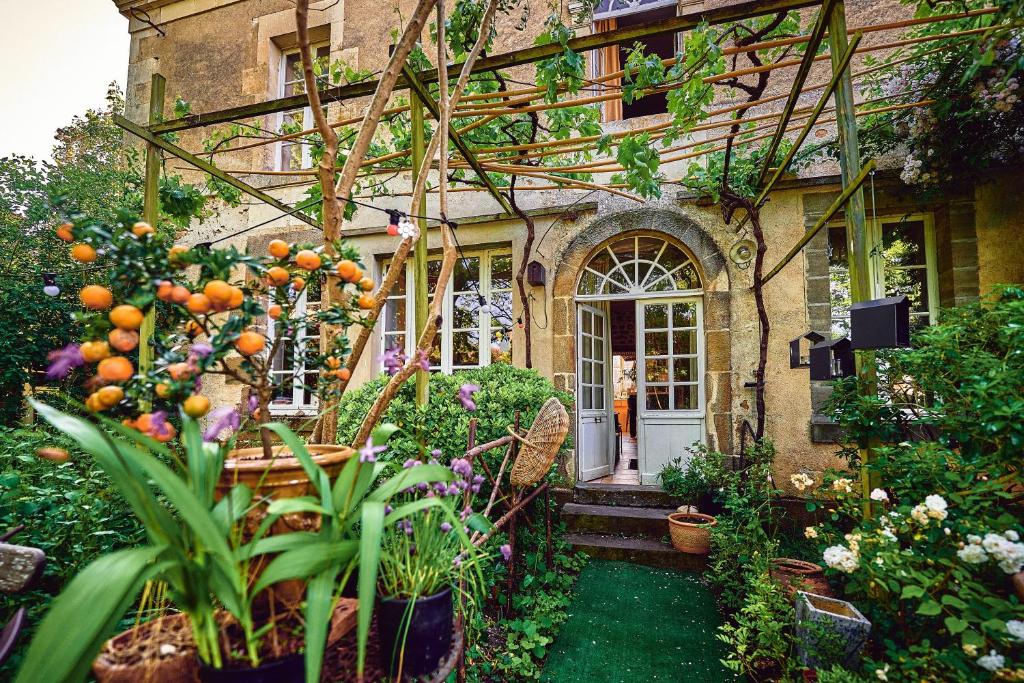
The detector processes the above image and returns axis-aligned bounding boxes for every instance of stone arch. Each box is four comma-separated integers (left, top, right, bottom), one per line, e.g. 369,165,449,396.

548,206,735,455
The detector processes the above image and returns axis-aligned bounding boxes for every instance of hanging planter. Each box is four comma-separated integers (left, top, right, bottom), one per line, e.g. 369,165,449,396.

377,587,454,678
770,558,832,598
667,512,717,554
795,591,871,669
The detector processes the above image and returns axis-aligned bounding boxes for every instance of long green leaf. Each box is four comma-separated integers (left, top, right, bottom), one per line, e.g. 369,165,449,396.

304,568,340,683
238,531,320,559
211,483,253,534
266,496,327,517
367,464,454,502
15,546,165,683
253,541,357,594
357,501,385,678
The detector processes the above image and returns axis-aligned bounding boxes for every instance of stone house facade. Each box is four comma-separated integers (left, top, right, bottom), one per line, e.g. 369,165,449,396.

113,0,1024,490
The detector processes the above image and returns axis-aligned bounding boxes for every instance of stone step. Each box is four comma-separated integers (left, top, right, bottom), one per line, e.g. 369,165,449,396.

566,533,708,572
573,482,686,508
562,503,675,540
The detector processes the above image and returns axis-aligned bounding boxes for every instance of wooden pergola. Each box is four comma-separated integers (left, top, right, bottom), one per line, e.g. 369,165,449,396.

112,0,982,510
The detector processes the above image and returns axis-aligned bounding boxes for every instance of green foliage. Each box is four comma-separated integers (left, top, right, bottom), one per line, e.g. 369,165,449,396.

335,364,573,482
534,17,585,104
808,287,1024,681
611,133,663,199
659,443,727,503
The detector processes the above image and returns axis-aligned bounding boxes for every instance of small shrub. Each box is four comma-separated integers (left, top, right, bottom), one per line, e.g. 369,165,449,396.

660,443,727,503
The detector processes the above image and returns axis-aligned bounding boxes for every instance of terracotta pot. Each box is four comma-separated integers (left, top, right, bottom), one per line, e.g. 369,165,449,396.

1013,572,1024,602
667,512,716,554
771,557,832,598
93,612,199,683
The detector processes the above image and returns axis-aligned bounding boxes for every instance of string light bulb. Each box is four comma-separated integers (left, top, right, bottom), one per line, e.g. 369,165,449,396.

42,273,60,297
386,209,401,236
478,294,491,316
516,316,524,329
396,214,418,240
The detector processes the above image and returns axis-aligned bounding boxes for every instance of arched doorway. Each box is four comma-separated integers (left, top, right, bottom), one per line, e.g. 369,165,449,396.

575,234,706,485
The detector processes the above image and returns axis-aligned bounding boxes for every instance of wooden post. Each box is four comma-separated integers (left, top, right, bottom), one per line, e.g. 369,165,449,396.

139,73,166,377
410,91,429,407
828,4,877,517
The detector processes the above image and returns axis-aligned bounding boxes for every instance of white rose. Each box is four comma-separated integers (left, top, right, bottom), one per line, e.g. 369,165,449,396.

875,664,889,681
790,473,814,492
832,478,854,494
924,494,948,520
870,488,889,502
1004,530,1020,542
804,526,819,539
911,505,930,525
957,543,988,565
1005,620,1024,642
823,545,859,574
976,650,1005,672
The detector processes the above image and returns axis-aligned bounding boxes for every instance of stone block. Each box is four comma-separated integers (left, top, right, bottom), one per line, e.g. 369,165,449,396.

804,276,830,307
703,290,731,330
706,330,731,372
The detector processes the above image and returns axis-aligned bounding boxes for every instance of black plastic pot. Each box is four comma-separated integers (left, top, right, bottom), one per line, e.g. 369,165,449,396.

698,490,725,517
378,587,453,678
197,652,304,683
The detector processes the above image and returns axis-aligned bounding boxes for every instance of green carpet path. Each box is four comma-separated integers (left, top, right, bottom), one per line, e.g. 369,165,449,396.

540,560,735,682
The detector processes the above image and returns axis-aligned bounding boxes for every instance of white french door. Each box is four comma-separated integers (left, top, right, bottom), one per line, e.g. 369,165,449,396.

636,298,705,485
576,304,614,481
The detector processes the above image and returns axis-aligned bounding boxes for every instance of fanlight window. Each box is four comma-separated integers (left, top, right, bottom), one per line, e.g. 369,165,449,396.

577,236,701,297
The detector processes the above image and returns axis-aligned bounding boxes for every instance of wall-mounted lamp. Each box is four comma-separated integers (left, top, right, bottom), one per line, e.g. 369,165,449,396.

809,337,855,381
526,260,546,287
789,331,826,369
850,295,911,349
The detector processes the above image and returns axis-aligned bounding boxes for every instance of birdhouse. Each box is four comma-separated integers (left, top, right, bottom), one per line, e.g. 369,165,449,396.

850,296,911,349
790,331,826,369
526,260,546,287
809,337,854,381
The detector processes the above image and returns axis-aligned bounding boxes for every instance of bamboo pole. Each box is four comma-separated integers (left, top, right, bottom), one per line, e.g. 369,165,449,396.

139,73,165,379
411,92,429,407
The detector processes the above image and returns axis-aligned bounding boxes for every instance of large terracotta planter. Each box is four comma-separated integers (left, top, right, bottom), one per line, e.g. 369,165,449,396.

93,613,198,683
667,512,716,554
771,558,831,598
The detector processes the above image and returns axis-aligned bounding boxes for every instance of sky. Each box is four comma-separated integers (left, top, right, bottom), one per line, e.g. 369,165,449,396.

0,0,129,162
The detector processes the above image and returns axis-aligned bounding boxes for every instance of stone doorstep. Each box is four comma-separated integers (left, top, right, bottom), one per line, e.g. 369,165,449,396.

573,482,687,508
562,503,676,540
566,533,709,572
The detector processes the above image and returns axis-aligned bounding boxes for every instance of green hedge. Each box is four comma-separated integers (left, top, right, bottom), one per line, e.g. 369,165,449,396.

335,364,574,478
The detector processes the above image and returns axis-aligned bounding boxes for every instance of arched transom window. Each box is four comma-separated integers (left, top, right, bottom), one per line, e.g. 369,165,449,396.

577,235,701,297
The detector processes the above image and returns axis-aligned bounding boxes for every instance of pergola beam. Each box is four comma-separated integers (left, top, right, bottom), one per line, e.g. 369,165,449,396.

148,0,820,134
755,0,837,187
760,158,875,285
400,64,513,215
113,114,322,230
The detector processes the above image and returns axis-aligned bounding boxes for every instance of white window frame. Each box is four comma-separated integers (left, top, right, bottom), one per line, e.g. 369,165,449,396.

380,248,514,374
277,44,330,171
827,212,939,336
266,289,320,415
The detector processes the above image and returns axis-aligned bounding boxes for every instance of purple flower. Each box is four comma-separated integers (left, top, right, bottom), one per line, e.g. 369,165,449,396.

384,505,393,515
500,544,512,562
471,474,485,494
148,410,171,438
441,521,453,533
398,519,413,536
450,458,473,479
359,437,387,463
193,376,203,393
46,344,84,380
461,505,473,521
446,484,461,496
431,448,442,458
434,482,449,495
458,384,480,411
381,346,405,376
403,458,421,469
416,349,430,372
203,406,240,442
417,482,429,492
247,394,259,414
190,342,213,358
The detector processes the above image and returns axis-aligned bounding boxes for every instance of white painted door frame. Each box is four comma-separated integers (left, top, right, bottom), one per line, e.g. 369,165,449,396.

576,303,615,482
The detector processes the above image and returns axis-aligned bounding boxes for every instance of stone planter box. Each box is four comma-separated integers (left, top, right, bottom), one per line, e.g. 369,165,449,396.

795,591,871,669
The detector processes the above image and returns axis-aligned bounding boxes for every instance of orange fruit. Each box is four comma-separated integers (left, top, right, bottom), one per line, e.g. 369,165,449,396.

228,287,244,309
135,413,176,442
155,382,172,399
235,331,265,356
168,245,189,266
182,394,211,418
79,285,113,310
291,277,306,291
337,367,351,382
187,293,212,315
268,239,290,259
170,285,191,304
156,280,174,302
184,320,203,337
71,243,97,263
358,294,374,310
98,356,134,383
36,447,69,463
96,385,124,409
167,362,194,381
108,328,140,352
85,393,101,412
325,356,341,369
132,221,155,237
295,250,321,271
336,260,357,281
110,305,144,330
80,340,111,363
358,278,375,292
266,266,290,286
203,280,233,306
56,223,74,242
268,304,282,319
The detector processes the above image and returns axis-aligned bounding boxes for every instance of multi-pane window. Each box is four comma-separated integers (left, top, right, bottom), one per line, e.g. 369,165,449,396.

578,307,607,411
268,278,321,414
278,45,330,171
380,248,514,373
827,215,938,337
641,301,699,411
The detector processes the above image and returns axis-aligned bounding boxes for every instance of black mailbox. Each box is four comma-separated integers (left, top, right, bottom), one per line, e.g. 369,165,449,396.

526,260,546,287
809,337,855,381
850,295,911,349
790,331,826,369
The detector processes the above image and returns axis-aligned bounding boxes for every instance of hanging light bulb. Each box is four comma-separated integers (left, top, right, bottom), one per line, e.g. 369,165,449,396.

478,294,491,315
396,214,418,240
386,209,400,236
42,273,60,297
516,316,525,330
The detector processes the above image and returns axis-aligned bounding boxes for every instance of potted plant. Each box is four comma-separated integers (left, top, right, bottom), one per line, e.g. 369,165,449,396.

16,402,460,683
375,457,491,678
659,444,726,515
667,511,717,554
770,558,831,598
795,591,871,670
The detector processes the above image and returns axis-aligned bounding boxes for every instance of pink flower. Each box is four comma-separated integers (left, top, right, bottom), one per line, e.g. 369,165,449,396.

203,406,240,442
500,544,512,562
458,383,480,411
359,437,387,463
46,344,84,380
